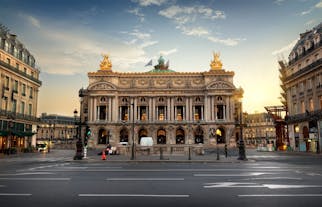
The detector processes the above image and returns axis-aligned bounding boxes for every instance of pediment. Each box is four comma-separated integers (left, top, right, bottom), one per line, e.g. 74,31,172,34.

88,82,116,90
207,81,235,90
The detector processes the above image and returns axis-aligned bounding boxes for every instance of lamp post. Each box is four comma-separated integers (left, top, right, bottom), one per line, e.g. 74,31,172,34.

216,129,221,160
130,101,135,160
73,109,83,160
237,101,247,160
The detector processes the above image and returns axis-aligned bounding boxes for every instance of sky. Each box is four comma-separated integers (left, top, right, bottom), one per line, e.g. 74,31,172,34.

0,0,322,116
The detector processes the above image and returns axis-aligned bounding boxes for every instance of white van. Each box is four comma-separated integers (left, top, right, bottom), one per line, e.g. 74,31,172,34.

140,137,153,146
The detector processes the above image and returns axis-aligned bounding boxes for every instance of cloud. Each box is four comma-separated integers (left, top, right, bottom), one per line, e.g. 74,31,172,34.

134,0,167,7
24,15,41,28
127,7,145,22
19,16,151,74
272,38,298,56
159,48,177,56
300,8,313,16
315,1,322,8
299,1,322,16
158,4,243,46
274,0,285,5
159,5,225,24
207,36,243,46
178,25,209,37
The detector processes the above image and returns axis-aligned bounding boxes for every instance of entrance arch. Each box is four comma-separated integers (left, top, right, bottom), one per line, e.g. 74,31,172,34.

176,128,185,144
217,127,226,144
194,126,204,144
98,128,108,144
138,128,148,144
119,127,129,143
157,128,166,144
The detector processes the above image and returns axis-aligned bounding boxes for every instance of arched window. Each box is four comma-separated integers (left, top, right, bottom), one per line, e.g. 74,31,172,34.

175,128,185,144
157,129,166,144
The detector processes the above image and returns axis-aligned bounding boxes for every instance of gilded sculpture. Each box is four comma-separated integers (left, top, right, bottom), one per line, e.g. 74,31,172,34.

210,52,223,70
100,54,112,70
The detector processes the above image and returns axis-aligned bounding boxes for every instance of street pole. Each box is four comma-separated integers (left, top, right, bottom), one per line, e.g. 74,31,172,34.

216,131,220,160
238,102,247,160
73,109,83,160
131,102,135,160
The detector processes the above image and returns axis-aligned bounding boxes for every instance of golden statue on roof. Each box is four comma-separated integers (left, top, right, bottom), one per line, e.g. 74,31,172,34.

100,54,112,70
210,52,223,70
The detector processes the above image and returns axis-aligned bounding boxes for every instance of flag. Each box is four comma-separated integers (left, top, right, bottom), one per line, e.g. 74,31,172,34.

144,59,153,67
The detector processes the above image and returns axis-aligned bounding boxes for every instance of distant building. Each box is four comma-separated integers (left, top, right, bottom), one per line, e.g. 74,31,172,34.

78,53,244,154
37,113,77,145
0,24,41,152
282,22,322,152
244,112,276,148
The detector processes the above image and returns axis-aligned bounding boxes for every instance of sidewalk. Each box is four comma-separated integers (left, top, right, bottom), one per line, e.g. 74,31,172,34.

0,148,249,163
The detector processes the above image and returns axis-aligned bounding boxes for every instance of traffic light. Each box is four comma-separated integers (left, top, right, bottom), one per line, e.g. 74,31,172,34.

84,126,91,146
85,126,91,136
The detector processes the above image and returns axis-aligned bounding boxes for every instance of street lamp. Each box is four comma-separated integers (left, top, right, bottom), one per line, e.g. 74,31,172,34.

216,128,221,160
73,109,83,160
237,102,247,160
130,101,135,160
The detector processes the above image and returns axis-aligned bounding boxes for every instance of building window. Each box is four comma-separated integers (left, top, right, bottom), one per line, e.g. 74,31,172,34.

98,105,107,120
139,106,147,121
299,82,304,93
293,102,297,114
20,102,25,114
157,106,166,120
194,105,202,120
309,98,314,111
29,87,33,99
217,105,224,119
175,106,184,120
13,80,18,93
22,84,26,96
12,99,17,113
5,76,9,90
24,67,27,74
307,78,312,90
7,58,10,65
16,63,19,69
28,104,32,115
120,106,128,121
301,101,305,113
320,96,322,109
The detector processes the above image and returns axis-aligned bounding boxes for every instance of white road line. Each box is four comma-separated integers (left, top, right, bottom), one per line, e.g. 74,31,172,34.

263,184,322,189
107,178,185,181
0,193,32,196
30,169,289,172
238,194,322,197
0,172,55,176
78,194,190,198
244,177,302,180
0,178,71,181
194,172,275,177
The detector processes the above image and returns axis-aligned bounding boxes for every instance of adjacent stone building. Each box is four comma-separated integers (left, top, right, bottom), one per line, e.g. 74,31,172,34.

282,22,322,152
79,53,243,153
244,112,276,150
0,24,41,152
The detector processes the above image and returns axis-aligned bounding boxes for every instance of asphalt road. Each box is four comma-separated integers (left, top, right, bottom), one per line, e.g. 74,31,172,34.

1,150,322,207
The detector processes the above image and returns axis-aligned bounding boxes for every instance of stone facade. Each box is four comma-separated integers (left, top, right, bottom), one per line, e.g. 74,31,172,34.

282,22,322,152
0,24,41,152
80,54,243,153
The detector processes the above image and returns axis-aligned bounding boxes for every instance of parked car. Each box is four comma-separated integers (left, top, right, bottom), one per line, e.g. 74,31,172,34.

36,143,48,152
